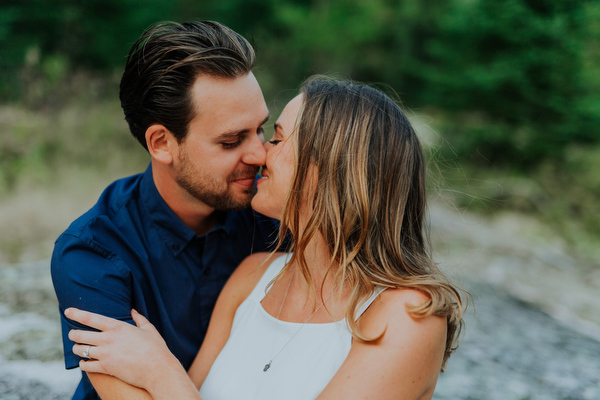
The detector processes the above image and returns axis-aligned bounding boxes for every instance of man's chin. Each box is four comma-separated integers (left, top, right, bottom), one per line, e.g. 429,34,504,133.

213,191,255,212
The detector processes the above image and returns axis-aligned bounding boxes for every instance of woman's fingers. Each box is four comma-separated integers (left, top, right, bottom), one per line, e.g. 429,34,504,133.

73,343,96,359
69,329,104,346
65,308,178,391
131,309,152,329
79,359,107,375
65,307,121,331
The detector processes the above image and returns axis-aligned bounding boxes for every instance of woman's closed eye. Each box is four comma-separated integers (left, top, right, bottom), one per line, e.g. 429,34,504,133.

268,139,282,145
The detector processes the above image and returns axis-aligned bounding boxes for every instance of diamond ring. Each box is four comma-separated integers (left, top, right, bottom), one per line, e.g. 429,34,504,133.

82,345,91,359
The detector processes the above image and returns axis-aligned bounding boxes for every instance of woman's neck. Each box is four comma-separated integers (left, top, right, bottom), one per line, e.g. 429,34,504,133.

293,234,352,317
297,234,338,290
263,233,348,323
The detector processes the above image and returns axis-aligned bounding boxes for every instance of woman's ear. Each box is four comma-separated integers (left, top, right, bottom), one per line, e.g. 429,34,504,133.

145,124,175,165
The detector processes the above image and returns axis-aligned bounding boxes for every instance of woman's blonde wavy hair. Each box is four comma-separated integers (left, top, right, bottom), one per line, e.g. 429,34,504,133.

273,76,465,371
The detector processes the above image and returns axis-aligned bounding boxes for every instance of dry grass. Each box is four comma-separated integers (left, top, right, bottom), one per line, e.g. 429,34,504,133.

0,167,145,264
0,96,148,263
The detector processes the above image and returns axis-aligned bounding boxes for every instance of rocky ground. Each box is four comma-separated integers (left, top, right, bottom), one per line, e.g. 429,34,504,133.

0,203,599,399
430,203,600,399
434,280,600,399
0,260,80,399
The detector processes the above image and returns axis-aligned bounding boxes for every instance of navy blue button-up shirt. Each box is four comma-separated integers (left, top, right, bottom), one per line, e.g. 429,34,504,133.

51,165,282,400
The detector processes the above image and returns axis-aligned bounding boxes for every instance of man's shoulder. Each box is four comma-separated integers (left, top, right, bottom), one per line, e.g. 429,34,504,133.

57,173,145,246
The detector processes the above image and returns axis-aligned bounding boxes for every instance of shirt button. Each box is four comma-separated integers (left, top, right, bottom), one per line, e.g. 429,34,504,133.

172,243,180,251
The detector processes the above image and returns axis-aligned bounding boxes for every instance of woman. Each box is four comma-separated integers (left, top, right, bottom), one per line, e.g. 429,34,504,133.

66,77,465,399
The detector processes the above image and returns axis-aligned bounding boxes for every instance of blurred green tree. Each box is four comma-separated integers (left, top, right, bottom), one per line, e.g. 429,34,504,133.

1,0,599,167
402,0,600,167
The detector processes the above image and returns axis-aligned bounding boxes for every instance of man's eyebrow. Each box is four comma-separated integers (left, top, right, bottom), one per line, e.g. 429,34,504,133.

215,114,270,140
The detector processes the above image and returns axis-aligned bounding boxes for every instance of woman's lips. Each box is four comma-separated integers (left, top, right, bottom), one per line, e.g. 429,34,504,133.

257,169,269,186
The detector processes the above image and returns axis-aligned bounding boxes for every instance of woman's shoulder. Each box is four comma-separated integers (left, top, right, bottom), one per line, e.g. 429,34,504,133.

325,287,447,399
380,287,431,308
224,252,287,304
366,287,432,313
233,251,287,279
359,287,446,340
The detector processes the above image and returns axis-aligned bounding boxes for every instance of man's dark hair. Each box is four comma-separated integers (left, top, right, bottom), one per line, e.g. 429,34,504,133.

120,21,256,150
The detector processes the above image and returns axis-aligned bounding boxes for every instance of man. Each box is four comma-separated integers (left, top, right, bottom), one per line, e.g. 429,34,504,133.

51,21,282,399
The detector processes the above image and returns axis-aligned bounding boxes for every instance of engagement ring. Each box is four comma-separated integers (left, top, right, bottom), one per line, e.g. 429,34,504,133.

82,345,91,359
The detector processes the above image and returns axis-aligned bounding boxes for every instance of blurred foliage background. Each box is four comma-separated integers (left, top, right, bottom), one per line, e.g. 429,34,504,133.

0,0,599,263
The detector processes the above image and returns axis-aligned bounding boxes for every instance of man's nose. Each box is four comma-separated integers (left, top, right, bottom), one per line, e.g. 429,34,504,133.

242,133,267,166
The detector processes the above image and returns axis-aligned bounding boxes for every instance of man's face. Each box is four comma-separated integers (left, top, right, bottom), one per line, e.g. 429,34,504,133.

174,72,269,211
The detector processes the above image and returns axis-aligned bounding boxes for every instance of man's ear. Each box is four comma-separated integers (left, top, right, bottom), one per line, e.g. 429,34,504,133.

145,124,176,165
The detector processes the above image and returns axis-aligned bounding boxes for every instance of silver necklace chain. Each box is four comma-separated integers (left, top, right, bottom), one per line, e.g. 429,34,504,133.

275,268,295,320
264,269,343,372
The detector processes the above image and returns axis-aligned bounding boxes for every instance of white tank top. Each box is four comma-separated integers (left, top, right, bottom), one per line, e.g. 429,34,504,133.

199,254,386,400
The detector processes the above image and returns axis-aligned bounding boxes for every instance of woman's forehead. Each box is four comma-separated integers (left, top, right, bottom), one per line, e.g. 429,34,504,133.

276,94,304,135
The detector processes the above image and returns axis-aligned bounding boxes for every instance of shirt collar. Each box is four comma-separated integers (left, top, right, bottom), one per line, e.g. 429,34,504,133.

140,164,196,257
139,164,239,256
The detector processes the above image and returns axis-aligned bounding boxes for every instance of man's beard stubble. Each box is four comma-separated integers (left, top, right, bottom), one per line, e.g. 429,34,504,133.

175,151,257,212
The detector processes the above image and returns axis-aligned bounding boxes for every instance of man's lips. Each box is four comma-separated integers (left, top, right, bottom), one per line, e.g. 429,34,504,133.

232,176,257,188
230,168,259,188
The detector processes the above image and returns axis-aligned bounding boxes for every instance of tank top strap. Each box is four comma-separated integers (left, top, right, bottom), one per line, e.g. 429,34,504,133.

247,253,291,302
354,286,387,321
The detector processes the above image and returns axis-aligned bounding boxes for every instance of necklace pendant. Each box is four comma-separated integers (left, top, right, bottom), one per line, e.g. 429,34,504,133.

263,361,272,372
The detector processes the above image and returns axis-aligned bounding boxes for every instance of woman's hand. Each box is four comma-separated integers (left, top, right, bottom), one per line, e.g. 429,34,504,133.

66,308,185,393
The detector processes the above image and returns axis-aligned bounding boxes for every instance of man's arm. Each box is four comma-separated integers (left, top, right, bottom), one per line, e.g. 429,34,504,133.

52,233,138,397
64,252,281,398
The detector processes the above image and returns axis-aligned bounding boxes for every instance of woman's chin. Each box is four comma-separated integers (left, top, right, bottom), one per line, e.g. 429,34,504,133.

250,197,281,220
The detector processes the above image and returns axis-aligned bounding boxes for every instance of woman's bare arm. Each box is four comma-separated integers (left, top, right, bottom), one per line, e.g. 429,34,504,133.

87,372,198,400
68,308,200,399
317,289,447,400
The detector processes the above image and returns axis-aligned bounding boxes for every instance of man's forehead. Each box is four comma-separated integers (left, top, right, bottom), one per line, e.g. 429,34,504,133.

188,72,269,135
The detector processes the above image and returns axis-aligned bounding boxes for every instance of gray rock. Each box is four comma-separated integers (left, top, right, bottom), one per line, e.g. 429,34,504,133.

434,280,600,399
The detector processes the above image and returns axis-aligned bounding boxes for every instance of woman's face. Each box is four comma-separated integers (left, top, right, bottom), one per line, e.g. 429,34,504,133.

252,94,303,219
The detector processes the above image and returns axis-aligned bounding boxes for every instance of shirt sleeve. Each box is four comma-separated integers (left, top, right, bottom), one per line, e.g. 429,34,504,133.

51,232,134,369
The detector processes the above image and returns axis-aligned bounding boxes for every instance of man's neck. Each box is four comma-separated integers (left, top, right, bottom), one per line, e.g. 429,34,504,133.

152,162,222,236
